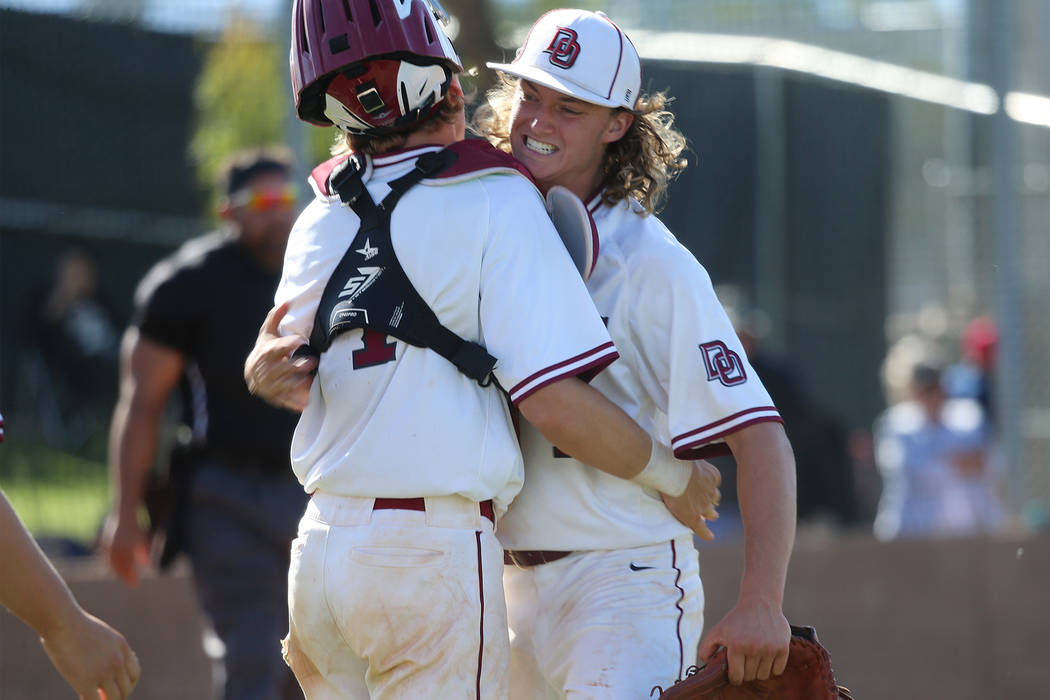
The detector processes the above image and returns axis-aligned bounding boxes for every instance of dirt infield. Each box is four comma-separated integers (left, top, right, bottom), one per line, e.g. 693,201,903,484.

2,532,1047,699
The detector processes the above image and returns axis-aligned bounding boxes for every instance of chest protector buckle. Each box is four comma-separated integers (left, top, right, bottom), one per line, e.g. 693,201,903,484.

307,149,497,386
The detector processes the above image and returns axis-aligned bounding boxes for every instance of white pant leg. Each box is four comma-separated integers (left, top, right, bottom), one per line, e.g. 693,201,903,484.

505,566,560,700
506,536,703,700
285,494,509,700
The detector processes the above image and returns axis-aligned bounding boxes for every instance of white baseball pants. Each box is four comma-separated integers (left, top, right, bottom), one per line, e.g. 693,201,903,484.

283,493,509,699
504,535,703,699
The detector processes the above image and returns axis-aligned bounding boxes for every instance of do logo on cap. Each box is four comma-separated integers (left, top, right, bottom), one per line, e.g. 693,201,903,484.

487,8,642,111
544,28,581,69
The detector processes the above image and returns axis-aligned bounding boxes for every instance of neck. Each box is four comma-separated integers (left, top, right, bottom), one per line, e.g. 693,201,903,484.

232,232,283,273
401,120,459,150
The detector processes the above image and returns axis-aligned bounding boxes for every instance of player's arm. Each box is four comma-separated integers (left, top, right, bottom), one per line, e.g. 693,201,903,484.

518,376,651,478
0,490,140,699
100,328,184,588
245,198,333,411
244,302,316,412
518,377,718,539
698,420,795,685
488,185,718,535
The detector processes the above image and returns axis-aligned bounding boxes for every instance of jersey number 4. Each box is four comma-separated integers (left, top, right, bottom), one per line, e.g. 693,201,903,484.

352,329,397,369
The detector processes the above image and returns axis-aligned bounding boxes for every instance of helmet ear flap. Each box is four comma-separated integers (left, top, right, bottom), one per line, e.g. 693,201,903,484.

392,62,451,127
322,58,452,135
324,87,380,134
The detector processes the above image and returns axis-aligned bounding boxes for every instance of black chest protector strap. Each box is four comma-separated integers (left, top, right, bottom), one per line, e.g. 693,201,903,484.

308,150,497,386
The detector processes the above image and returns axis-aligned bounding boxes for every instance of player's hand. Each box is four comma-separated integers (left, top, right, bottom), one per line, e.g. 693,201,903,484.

41,609,141,699
99,512,150,588
661,460,721,540
244,302,316,413
698,598,791,685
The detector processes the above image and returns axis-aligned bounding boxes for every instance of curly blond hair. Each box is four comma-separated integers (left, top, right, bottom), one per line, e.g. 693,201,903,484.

471,76,688,214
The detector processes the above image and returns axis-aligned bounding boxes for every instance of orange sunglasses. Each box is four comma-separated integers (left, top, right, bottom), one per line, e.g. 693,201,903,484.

229,184,299,212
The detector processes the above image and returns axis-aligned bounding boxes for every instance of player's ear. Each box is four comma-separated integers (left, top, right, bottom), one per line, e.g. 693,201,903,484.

217,197,235,220
447,73,464,98
601,109,634,144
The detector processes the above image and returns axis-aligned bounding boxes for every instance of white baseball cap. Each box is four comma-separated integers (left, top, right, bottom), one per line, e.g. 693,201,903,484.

487,9,641,110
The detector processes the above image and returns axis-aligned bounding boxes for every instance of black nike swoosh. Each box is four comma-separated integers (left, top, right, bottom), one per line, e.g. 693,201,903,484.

629,563,654,571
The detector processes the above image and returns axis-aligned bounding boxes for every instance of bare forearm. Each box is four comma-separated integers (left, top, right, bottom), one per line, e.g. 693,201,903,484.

518,377,651,479
730,423,796,605
0,492,82,637
108,396,163,519
5,490,142,697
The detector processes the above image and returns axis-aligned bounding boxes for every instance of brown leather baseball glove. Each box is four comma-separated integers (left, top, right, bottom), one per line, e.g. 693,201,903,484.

652,625,854,699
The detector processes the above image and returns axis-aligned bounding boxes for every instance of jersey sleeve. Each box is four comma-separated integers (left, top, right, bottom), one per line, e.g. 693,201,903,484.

627,242,781,459
133,256,201,354
275,197,349,340
479,177,617,404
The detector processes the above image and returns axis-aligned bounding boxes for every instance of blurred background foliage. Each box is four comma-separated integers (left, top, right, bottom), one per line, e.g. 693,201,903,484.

191,16,289,191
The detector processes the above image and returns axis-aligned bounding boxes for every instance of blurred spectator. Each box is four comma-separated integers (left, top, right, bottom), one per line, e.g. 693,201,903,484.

99,147,306,700
873,360,1004,540
718,294,861,533
944,315,997,420
20,247,119,452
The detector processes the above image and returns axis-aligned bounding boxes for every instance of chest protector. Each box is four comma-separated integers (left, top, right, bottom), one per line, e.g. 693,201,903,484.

307,147,497,385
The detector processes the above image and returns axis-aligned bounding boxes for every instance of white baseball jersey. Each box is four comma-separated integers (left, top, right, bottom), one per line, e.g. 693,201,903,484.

276,144,618,516
499,193,783,551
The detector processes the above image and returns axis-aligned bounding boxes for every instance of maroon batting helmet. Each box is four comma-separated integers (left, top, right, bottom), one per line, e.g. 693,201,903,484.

291,0,462,134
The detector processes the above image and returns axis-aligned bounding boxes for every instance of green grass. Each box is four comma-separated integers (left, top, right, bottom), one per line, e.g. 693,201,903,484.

0,444,110,545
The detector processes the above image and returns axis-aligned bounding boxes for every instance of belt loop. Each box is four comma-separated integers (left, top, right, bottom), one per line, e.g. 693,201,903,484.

421,496,494,529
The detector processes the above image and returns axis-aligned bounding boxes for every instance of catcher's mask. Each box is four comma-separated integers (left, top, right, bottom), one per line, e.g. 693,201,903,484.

291,0,462,135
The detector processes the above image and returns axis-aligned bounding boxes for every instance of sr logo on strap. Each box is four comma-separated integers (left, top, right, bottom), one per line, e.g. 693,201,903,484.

306,148,498,386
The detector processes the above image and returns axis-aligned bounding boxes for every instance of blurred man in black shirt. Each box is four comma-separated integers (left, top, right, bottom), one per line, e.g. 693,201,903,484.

100,147,306,700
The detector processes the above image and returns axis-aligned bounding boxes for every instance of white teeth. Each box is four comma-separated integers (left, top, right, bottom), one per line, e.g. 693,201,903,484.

525,136,556,155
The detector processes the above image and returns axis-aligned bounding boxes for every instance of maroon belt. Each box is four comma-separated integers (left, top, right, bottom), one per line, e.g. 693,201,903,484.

503,550,573,567
373,497,494,524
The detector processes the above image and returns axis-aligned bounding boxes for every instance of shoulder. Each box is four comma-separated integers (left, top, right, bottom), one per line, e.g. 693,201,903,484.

606,201,689,258
877,401,925,436
420,141,542,212
309,141,537,197
170,231,232,269
423,139,535,185
309,155,349,197
605,204,711,290
136,232,228,302
421,144,546,224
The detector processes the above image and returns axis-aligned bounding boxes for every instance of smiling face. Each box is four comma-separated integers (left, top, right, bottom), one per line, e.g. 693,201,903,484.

508,80,633,199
